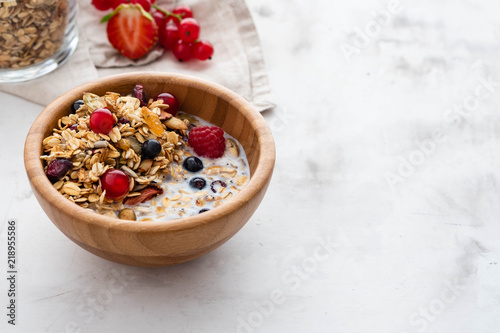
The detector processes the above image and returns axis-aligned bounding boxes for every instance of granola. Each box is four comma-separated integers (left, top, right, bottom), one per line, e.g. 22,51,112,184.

41,89,250,221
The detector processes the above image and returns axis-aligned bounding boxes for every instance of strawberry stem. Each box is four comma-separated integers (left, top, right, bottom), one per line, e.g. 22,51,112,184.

101,3,153,23
152,4,183,22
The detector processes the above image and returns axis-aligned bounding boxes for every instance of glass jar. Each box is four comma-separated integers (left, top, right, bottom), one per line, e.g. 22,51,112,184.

0,0,78,82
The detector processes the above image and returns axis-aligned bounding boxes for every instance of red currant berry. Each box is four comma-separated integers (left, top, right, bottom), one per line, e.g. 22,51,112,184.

92,0,113,10
132,0,151,12
159,23,179,50
172,5,193,25
89,108,115,134
111,0,127,9
153,11,166,36
193,40,214,60
172,40,193,62
101,169,130,199
154,92,179,116
178,18,200,43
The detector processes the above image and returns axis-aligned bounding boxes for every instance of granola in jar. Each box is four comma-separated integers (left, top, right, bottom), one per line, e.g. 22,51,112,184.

0,0,78,81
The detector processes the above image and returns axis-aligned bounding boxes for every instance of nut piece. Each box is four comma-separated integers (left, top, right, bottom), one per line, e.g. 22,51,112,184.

83,93,106,111
93,141,108,149
127,136,142,154
118,208,136,221
116,139,130,151
225,138,240,157
163,117,188,130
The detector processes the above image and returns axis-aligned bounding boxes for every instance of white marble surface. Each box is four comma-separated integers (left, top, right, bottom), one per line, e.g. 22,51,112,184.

2,0,500,332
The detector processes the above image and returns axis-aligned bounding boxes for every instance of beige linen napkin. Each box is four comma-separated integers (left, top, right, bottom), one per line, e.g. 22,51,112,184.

0,0,274,112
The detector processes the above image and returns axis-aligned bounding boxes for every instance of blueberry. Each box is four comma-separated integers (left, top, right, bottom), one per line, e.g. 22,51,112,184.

189,177,206,190
46,158,73,183
199,209,209,214
71,100,84,113
182,156,203,172
141,139,162,159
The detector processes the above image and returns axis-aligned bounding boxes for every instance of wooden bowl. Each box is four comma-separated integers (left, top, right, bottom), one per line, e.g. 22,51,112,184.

24,72,275,267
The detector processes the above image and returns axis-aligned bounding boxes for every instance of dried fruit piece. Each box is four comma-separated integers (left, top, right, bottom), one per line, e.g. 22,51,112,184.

140,106,165,136
46,159,73,183
132,84,147,106
118,117,130,125
159,110,173,120
123,185,163,205
210,180,227,193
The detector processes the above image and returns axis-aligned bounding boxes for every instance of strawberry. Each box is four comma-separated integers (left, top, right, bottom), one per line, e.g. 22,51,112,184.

102,4,158,60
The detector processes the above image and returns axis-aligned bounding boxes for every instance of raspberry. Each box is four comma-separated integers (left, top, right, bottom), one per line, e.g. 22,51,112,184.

188,126,226,158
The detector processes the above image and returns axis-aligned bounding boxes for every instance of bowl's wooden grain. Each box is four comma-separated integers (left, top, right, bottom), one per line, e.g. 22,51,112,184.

24,72,275,267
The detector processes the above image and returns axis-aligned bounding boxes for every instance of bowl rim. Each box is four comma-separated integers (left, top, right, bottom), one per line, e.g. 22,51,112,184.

24,72,275,234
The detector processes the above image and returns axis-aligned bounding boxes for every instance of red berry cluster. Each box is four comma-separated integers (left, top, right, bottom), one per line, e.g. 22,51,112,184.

153,6,213,61
92,0,214,62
